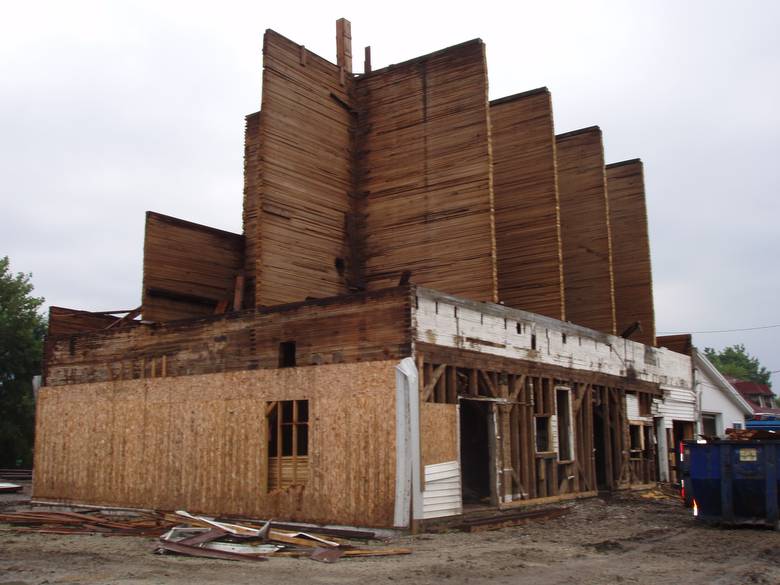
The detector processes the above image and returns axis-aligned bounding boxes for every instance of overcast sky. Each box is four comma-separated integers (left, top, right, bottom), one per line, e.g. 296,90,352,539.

2,1,778,383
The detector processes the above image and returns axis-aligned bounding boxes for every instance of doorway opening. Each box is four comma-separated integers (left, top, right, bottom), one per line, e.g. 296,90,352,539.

459,399,492,505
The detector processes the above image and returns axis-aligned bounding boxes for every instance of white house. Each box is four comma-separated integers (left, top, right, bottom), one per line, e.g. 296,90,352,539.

692,349,753,435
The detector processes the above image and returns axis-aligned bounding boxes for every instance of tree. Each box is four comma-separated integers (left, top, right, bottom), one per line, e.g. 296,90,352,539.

0,256,46,467
704,344,772,388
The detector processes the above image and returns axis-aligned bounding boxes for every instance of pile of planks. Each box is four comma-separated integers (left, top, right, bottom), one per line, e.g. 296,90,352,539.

0,510,173,536
0,510,411,563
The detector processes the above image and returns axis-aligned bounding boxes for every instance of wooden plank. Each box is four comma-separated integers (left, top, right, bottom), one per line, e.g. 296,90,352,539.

556,127,616,334
606,159,655,346
490,89,564,319
420,403,458,465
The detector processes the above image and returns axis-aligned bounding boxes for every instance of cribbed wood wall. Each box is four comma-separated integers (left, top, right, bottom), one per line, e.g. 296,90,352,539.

46,286,412,387
34,361,398,527
606,159,656,346
242,111,261,306
48,307,124,337
356,40,498,302
556,127,616,334
254,30,353,306
142,212,244,322
490,88,564,319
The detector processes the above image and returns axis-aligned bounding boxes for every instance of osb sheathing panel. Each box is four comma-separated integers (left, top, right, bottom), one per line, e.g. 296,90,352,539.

556,128,616,334
357,40,498,302
142,212,244,322
420,402,459,466
490,89,565,319
255,30,353,306
46,286,413,387
606,160,655,346
33,361,398,527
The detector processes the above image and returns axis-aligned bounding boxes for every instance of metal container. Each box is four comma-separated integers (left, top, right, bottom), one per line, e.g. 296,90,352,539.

684,439,779,529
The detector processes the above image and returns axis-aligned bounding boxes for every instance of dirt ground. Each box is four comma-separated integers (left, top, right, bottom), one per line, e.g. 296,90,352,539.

1,484,779,585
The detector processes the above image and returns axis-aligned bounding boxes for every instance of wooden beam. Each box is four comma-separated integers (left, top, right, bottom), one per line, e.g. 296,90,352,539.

422,364,447,401
233,274,245,311
105,306,141,330
336,18,352,73
364,46,372,73
479,369,498,397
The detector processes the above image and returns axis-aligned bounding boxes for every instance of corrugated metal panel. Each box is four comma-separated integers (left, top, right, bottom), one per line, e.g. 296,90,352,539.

422,461,462,519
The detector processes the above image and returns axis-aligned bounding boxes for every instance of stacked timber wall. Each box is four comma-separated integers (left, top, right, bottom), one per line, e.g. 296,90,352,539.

606,159,656,346
556,127,616,334
33,360,398,527
490,88,564,319
46,287,413,387
253,30,354,305
142,212,245,322
356,40,498,301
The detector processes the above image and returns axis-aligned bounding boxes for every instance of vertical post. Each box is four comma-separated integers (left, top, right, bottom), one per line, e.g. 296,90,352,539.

364,46,372,73
720,444,734,524
336,18,352,74
233,274,245,311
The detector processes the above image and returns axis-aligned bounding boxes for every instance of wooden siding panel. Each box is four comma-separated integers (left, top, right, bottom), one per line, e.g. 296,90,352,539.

556,127,616,334
357,40,497,302
142,212,244,322
46,287,412,387
606,160,656,346
255,30,353,306
33,361,398,527
490,89,564,319
47,307,122,337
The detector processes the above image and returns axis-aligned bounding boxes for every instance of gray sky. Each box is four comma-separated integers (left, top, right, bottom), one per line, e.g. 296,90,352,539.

2,1,779,384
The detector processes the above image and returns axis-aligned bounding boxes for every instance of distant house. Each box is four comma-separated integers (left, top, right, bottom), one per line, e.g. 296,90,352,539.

729,379,780,416
693,351,753,435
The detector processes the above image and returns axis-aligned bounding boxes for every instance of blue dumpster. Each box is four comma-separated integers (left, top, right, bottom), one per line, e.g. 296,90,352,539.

684,439,779,529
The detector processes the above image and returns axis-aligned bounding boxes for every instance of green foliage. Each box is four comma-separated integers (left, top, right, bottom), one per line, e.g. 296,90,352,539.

0,256,46,467
704,344,772,388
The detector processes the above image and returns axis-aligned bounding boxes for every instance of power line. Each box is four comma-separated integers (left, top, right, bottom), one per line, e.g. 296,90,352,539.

658,324,780,335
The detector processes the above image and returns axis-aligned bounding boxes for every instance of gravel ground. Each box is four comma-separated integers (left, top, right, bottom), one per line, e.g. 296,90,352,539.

1,488,779,585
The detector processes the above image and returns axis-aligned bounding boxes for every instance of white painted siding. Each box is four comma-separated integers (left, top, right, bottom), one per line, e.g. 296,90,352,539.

413,289,692,391
422,461,462,519
696,364,749,434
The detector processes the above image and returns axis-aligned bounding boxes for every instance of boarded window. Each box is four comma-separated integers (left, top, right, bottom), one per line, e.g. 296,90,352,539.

556,388,572,461
267,399,309,490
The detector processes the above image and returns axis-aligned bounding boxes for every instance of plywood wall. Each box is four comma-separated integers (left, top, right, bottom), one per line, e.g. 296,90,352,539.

420,402,459,466
34,360,398,527
356,40,498,302
142,212,245,322
254,30,354,306
490,88,564,319
46,286,413,387
556,127,616,334
606,159,655,345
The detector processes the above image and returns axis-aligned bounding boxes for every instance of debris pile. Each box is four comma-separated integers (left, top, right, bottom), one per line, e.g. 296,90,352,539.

725,428,778,441
0,510,411,563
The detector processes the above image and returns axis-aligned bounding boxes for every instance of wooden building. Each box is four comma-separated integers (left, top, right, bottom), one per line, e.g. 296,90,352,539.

34,20,693,529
